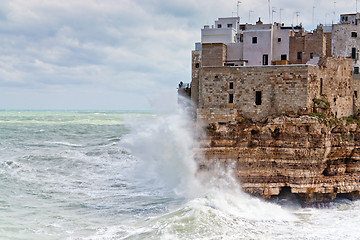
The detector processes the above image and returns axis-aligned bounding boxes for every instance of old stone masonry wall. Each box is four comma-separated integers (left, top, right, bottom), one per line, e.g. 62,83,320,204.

198,65,309,122
197,57,354,123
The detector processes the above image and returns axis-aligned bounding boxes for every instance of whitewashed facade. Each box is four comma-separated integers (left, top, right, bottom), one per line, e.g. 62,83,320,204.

199,17,290,66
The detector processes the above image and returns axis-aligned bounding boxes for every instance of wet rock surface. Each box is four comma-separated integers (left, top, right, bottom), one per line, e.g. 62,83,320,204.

196,115,360,206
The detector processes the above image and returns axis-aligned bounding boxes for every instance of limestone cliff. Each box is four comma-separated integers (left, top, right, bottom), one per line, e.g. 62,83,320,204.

195,115,360,205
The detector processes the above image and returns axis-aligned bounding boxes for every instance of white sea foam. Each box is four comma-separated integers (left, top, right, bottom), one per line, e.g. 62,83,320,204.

119,99,301,239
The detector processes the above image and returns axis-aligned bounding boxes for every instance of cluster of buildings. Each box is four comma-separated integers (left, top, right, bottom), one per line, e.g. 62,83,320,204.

183,13,360,122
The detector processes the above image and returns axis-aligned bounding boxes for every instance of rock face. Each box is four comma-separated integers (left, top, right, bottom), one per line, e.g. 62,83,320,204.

196,115,360,205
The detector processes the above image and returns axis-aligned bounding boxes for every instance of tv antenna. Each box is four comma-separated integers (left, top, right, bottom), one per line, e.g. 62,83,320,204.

313,6,316,27
333,1,336,24
272,7,276,23
268,0,271,23
237,1,241,18
295,11,300,25
249,10,254,23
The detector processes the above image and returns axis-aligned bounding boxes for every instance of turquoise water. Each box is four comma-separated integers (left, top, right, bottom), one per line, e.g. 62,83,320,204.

0,110,359,240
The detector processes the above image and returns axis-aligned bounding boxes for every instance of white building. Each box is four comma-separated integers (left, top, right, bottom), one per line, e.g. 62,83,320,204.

333,13,360,77
199,17,291,66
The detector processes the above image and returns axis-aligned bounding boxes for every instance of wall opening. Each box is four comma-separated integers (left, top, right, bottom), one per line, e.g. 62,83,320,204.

310,52,314,59
262,55,268,65
252,37,258,44
297,52,302,60
229,82,234,89
255,91,262,105
281,54,287,60
229,94,234,103
355,91,358,98
195,63,200,68
352,32,358,38
354,67,359,74
217,24,222,28
352,48,356,59
278,37,281,42
320,78,323,96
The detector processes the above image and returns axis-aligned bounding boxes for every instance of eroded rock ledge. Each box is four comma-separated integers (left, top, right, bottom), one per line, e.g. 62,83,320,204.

195,115,360,205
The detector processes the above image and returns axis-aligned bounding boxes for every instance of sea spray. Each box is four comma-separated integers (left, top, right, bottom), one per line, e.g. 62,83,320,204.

120,106,203,198
119,104,299,239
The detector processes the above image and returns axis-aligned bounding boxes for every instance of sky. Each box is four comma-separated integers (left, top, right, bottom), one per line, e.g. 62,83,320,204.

0,0,357,110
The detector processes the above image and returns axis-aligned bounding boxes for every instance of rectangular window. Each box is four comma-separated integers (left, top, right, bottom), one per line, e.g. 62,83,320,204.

297,52,302,60
320,78,323,96
217,24,222,28
252,37,257,44
310,53,314,59
355,91,358,98
227,23,233,28
229,94,234,103
352,48,357,59
229,82,234,89
352,32,358,38
195,63,200,68
278,38,281,42
281,54,287,60
255,91,262,105
355,67,359,74
262,54,268,65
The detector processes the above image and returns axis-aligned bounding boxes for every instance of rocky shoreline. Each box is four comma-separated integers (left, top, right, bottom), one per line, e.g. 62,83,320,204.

195,114,360,206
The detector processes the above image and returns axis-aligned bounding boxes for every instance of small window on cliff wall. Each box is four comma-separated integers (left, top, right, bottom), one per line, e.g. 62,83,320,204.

310,53,314,59
229,94,234,103
354,67,359,74
252,37,257,44
195,63,200,68
355,91,358,98
320,78,323,95
352,32,358,38
229,82,234,89
255,91,262,105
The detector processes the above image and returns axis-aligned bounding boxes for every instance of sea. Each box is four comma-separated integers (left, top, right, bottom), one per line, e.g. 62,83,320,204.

0,109,360,240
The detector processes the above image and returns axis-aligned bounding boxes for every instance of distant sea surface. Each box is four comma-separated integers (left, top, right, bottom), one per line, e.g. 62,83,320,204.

0,110,359,240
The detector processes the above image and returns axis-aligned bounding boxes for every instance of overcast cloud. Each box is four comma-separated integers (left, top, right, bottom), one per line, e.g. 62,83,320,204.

0,0,356,110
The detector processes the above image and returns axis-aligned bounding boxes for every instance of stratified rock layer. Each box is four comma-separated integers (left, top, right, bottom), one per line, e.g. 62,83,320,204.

196,116,360,205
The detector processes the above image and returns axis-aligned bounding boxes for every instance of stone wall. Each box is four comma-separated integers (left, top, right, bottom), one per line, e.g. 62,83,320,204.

196,58,354,123
316,58,354,118
198,65,310,122
289,27,327,64
191,50,201,107
201,43,227,67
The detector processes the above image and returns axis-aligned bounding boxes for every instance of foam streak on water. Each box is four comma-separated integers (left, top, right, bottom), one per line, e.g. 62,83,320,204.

0,110,359,240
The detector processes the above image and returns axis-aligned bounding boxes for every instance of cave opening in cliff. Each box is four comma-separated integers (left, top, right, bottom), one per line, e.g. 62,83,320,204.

271,186,301,206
